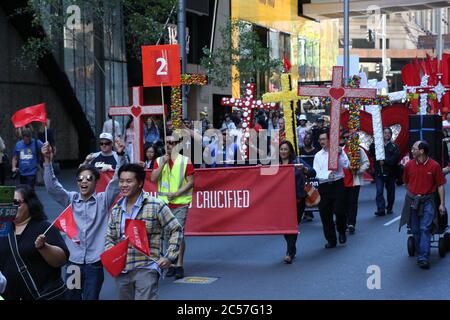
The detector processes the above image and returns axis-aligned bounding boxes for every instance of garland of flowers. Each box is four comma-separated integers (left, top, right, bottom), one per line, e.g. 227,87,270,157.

170,74,208,129
347,103,361,171
319,96,391,108
347,75,361,88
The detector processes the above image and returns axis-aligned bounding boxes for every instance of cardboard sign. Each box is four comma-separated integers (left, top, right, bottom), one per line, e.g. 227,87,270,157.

142,44,181,87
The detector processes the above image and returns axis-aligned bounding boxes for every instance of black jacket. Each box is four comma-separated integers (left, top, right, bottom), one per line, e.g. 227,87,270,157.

369,141,400,178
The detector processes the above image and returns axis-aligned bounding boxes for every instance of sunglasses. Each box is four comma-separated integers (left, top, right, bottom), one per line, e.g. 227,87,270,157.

77,175,95,182
99,141,112,146
13,199,24,206
167,140,180,145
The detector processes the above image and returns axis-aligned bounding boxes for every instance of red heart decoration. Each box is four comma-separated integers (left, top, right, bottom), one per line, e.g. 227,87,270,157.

131,106,141,118
329,88,345,100
341,104,413,158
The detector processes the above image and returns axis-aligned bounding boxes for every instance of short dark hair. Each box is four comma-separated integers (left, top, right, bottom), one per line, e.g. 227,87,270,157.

76,164,100,181
319,128,330,139
15,185,47,221
418,140,430,155
22,129,32,137
118,163,146,184
383,127,392,134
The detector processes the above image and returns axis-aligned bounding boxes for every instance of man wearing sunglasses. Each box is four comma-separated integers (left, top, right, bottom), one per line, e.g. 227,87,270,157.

82,133,119,171
151,134,195,279
41,138,126,300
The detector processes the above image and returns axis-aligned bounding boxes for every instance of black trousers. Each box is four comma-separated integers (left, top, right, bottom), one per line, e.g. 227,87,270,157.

344,185,361,227
283,199,306,256
318,179,346,244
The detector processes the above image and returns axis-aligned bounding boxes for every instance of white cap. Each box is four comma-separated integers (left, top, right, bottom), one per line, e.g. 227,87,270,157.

299,114,307,121
99,132,113,142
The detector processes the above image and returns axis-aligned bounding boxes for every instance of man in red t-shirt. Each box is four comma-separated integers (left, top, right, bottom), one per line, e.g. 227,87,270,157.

151,134,194,279
402,140,447,269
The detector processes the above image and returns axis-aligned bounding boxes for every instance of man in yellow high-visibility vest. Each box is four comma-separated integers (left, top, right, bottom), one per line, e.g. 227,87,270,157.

151,134,195,279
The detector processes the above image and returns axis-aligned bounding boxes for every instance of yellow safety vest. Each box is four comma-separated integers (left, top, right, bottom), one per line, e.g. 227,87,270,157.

156,154,193,205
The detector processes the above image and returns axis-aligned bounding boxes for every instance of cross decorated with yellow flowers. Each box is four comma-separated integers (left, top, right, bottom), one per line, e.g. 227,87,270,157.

262,73,302,155
171,74,207,128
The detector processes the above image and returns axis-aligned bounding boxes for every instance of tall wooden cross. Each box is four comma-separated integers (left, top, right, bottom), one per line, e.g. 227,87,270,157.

221,82,277,159
109,86,167,162
298,66,376,170
262,74,302,155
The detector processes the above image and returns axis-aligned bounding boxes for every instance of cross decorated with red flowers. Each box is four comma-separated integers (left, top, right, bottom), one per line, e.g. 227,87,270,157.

109,86,167,162
221,82,277,159
298,66,376,170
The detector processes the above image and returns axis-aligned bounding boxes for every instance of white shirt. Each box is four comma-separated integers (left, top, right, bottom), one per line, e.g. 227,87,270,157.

313,148,350,184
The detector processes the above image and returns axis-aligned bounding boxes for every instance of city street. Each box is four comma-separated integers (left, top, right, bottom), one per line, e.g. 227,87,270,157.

29,168,450,300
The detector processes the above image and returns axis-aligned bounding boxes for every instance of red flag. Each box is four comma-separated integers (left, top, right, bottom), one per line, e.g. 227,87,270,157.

100,238,129,277
54,205,78,240
283,53,291,72
125,219,150,256
11,103,47,128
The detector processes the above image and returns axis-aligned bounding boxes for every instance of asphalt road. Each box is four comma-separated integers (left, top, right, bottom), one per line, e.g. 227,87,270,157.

30,169,450,300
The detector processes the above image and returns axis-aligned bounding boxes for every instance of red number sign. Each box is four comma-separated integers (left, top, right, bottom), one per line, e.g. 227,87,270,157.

141,44,181,87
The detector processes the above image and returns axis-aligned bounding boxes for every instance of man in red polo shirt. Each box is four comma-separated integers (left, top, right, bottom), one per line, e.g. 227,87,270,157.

151,134,195,279
402,140,446,270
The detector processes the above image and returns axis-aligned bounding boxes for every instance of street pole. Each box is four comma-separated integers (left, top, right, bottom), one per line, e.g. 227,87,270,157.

178,0,188,117
437,8,443,61
382,14,386,81
344,0,349,85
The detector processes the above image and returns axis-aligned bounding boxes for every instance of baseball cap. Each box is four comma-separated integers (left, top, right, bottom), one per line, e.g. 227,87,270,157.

99,132,113,142
200,111,208,116
317,116,325,122
299,114,307,121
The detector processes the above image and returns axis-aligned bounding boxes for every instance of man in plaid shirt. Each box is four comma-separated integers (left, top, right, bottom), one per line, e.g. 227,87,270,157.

105,163,182,300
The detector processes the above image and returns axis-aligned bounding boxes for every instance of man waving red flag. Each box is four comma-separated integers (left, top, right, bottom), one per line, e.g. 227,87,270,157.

11,103,47,128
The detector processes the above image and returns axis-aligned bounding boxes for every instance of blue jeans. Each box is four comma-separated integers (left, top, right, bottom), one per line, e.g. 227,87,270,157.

65,261,104,300
410,200,434,263
375,176,395,212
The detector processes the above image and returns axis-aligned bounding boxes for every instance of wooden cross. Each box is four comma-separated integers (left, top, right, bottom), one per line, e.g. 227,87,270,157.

109,86,167,162
221,82,277,159
298,66,376,170
262,74,302,155
171,74,207,128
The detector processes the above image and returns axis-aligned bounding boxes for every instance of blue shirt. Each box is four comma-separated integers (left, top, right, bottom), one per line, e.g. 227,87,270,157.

15,139,43,176
118,192,162,275
144,125,160,145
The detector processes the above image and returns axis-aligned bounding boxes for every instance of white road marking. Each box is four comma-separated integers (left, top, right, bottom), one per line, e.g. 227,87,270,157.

384,215,401,226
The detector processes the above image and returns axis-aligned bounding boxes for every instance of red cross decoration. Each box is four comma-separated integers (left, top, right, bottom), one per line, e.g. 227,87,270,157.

109,86,167,162
298,66,376,170
220,83,277,159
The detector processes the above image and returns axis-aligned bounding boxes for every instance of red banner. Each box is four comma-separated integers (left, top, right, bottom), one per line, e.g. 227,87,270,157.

142,44,181,87
97,166,298,236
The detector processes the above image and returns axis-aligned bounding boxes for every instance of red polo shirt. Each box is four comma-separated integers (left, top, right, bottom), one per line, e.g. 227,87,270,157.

403,157,446,195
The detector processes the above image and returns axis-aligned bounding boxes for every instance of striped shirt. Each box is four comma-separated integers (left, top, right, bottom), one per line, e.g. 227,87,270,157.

105,192,182,272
